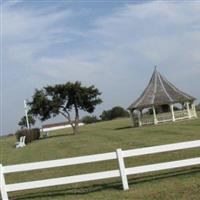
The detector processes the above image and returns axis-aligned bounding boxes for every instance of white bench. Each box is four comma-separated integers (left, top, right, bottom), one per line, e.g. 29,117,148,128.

42,132,49,138
15,136,26,148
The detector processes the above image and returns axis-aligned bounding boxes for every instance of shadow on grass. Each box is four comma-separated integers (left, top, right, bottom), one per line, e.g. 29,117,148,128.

114,126,133,130
40,133,74,140
11,166,200,200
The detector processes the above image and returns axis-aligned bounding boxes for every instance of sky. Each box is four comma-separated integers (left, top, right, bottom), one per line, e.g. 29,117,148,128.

1,0,200,135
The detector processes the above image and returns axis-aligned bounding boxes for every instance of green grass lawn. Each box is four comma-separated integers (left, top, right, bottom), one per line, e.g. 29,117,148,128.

1,115,200,200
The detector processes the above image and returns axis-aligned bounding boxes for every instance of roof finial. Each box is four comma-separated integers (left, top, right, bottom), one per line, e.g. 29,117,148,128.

154,65,157,70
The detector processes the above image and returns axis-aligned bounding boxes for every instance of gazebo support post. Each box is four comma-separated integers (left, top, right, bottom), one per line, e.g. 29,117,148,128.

191,102,197,118
186,102,191,119
170,104,175,122
130,110,135,127
152,106,158,125
138,110,142,127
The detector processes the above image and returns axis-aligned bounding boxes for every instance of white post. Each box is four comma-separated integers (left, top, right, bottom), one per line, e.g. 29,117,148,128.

116,149,129,190
138,111,142,127
186,102,191,119
24,100,30,129
0,164,9,200
138,113,142,127
152,106,158,125
130,111,134,127
170,104,175,122
192,103,197,118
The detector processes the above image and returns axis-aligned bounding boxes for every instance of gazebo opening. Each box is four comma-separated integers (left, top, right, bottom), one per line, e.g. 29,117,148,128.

128,67,198,127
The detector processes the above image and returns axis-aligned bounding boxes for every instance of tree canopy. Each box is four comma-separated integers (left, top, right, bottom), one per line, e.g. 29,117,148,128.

29,81,102,134
18,114,36,129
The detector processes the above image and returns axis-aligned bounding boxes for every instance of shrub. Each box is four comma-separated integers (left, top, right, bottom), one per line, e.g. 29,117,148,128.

82,115,99,124
196,103,200,111
100,110,112,121
110,106,130,119
100,106,130,121
15,128,40,144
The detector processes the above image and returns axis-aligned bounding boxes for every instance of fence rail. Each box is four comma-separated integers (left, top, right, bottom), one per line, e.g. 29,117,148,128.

1,140,200,200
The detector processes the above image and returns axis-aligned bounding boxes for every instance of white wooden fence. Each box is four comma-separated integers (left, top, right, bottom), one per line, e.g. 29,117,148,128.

1,140,200,200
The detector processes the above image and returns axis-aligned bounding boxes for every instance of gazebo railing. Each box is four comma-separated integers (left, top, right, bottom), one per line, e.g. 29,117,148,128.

190,109,196,118
133,108,197,127
141,115,154,125
157,112,172,122
174,110,188,120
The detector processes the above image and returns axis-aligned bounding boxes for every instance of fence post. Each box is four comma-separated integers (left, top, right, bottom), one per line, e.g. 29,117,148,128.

0,164,9,200
116,149,129,190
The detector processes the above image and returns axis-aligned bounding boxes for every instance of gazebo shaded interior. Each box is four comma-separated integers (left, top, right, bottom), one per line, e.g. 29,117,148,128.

128,68,198,127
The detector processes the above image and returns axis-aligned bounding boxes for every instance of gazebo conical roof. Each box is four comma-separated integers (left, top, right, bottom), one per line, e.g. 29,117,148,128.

128,68,195,110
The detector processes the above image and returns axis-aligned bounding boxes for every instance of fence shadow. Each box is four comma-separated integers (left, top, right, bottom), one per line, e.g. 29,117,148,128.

11,166,200,200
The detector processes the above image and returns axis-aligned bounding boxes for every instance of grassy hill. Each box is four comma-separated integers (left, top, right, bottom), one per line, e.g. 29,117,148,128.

1,116,200,200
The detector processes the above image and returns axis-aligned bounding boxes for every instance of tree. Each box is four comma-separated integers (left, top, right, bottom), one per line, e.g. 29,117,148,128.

100,106,129,121
29,81,102,134
18,115,36,129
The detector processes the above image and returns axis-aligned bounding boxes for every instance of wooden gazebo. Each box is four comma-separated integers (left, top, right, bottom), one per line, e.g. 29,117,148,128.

128,67,198,127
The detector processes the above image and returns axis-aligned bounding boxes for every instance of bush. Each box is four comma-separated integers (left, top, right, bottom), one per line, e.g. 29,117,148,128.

111,106,130,119
82,115,99,124
15,128,40,144
100,110,112,121
100,106,130,121
196,103,200,111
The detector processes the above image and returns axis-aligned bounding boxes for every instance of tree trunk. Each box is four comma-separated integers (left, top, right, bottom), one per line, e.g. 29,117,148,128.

72,124,79,135
71,119,79,134
61,107,79,135
74,104,79,134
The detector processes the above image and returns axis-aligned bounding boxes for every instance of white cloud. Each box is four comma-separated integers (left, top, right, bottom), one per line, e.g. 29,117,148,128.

2,1,200,134
92,1,200,77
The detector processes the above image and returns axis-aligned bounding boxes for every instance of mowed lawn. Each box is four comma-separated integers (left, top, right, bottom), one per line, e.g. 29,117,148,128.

1,115,200,200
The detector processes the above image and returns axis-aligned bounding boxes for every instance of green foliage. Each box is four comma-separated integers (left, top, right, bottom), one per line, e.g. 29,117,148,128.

82,115,99,124
18,115,36,128
111,106,130,118
196,103,200,111
15,128,40,144
100,106,129,121
29,81,102,134
100,110,112,121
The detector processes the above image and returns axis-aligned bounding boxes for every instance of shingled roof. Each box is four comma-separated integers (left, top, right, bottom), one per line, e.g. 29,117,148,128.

128,68,195,110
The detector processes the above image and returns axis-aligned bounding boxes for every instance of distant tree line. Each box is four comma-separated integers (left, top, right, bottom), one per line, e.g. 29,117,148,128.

82,115,99,124
82,106,130,124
